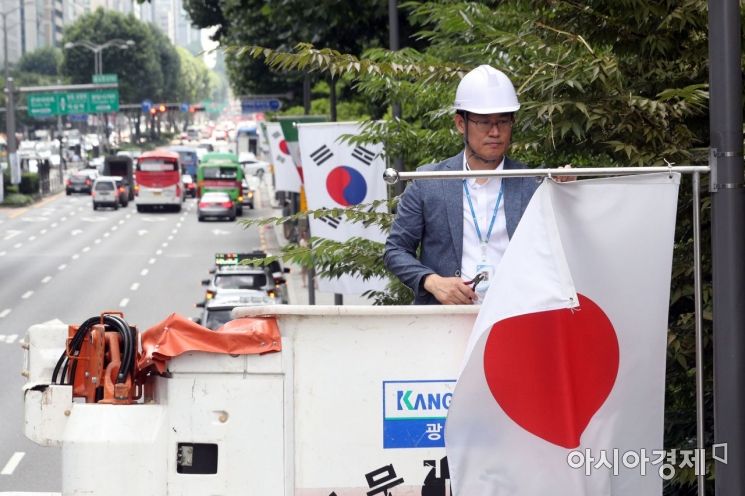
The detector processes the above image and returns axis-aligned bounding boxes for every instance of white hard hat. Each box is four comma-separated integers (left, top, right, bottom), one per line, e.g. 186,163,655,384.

453,65,520,114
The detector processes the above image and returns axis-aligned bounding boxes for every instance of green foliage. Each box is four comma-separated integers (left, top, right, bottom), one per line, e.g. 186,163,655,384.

61,8,169,104
1,193,34,207
19,173,40,195
17,47,63,76
176,47,213,103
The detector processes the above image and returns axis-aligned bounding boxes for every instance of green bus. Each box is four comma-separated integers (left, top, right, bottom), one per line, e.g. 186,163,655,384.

197,152,245,215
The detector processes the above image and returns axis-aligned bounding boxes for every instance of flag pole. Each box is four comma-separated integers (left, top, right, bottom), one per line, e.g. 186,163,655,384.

383,165,709,184
692,172,705,496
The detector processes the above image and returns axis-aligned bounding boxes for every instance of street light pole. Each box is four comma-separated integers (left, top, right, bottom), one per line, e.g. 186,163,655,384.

3,6,21,185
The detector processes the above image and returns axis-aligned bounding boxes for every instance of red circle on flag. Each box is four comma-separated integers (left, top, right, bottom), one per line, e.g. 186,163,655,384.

483,293,619,449
279,140,290,155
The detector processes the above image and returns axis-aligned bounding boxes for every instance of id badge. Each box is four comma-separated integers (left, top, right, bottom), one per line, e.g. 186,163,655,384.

475,263,495,296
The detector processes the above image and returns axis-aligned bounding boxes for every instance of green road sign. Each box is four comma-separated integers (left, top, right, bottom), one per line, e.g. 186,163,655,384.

92,74,118,84
27,94,58,117
27,90,120,117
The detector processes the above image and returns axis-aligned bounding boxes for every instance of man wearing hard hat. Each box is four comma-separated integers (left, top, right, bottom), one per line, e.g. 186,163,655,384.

384,65,539,305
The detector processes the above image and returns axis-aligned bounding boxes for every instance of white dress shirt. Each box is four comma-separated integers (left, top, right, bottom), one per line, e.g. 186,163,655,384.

460,155,509,299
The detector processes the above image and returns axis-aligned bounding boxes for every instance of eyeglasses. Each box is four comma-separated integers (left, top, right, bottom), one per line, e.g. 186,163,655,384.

466,117,514,132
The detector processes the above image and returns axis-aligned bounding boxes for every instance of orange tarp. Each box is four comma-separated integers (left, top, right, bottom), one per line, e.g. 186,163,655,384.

137,313,281,375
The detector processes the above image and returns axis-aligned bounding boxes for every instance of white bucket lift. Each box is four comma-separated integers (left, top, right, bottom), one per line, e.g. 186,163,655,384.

23,305,478,495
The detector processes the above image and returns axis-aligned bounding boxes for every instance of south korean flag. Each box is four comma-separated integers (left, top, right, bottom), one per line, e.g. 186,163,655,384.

298,122,388,295
265,121,302,193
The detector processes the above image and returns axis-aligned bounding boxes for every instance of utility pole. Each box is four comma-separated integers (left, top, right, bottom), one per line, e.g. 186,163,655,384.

3,5,21,185
388,0,404,195
708,1,745,494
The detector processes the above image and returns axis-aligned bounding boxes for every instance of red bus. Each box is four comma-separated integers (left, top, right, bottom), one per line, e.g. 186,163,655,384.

135,150,183,212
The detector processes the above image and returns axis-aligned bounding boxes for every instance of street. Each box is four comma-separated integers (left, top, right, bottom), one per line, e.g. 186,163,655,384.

0,189,279,493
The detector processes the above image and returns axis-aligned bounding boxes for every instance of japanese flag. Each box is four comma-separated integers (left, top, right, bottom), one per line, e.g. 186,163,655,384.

298,122,387,295
446,173,680,495
264,121,301,193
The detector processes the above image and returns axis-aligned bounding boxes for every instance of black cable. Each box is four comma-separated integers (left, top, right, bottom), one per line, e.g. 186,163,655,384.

52,315,136,387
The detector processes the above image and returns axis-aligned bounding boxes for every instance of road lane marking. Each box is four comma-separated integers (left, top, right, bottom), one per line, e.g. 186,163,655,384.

28,235,36,241
41,276,52,284
176,222,182,228
71,229,83,236
111,226,118,231
13,243,22,249
60,217,67,222
0,309,11,318
171,229,178,234
156,249,162,255
148,258,156,265
167,235,173,241
94,239,101,244
1,334,18,344
0,451,25,475
22,291,34,299
51,222,58,228
82,246,90,253
130,283,139,291
118,219,125,225
140,269,149,276
119,298,129,308
40,228,48,234
161,242,168,248
137,229,148,236
103,232,110,238
72,254,80,260
58,264,67,271
0,251,6,257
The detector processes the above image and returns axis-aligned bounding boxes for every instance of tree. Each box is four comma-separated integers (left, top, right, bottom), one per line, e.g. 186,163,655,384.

17,47,63,76
176,47,212,103
183,0,420,105
61,8,164,105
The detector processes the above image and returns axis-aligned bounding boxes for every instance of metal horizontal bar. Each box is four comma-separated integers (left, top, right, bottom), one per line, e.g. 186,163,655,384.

383,166,711,184
17,83,119,93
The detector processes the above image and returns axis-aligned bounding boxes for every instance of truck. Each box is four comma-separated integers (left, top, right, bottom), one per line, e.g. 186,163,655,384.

103,155,135,201
22,306,472,495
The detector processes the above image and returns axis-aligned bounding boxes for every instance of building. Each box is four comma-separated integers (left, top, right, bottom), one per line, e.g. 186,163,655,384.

0,0,201,67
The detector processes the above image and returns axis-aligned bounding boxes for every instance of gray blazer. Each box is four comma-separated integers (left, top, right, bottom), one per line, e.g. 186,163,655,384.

384,152,540,304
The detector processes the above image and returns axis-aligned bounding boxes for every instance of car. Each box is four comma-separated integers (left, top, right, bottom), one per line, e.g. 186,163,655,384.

194,296,274,330
91,176,121,210
241,178,255,209
182,174,197,198
201,252,289,304
112,176,130,207
66,170,96,195
197,191,236,221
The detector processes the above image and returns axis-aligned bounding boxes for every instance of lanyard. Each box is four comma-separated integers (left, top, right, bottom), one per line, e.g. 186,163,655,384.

463,179,503,257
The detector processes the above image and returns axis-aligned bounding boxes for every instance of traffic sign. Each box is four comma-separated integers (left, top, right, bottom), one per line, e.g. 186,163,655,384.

92,74,118,85
27,90,120,117
180,102,189,112
241,99,282,114
141,99,153,113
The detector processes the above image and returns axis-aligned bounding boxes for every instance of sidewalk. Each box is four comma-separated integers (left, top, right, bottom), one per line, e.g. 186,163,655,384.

256,181,373,306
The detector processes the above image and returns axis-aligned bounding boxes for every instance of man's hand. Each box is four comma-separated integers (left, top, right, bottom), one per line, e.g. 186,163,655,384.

554,164,577,183
423,274,476,305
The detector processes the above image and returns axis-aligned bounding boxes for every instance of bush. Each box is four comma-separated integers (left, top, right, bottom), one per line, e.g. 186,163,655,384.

19,173,39,195
1,193,34,207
